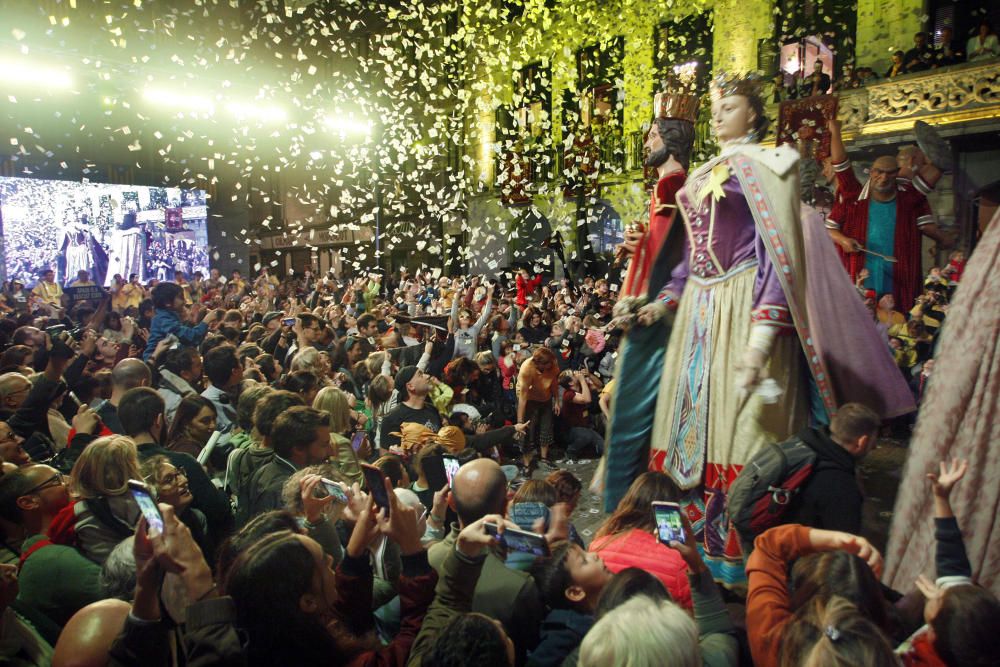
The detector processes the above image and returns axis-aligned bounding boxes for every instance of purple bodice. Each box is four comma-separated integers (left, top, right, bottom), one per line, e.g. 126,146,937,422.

661,162,789,313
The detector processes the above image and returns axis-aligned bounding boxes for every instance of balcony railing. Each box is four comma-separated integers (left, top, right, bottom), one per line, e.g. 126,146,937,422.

764,59,1000,142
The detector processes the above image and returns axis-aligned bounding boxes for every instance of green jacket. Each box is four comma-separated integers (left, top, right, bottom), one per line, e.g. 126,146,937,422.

408,544,485,667
427,525,543,665
16,533,104,629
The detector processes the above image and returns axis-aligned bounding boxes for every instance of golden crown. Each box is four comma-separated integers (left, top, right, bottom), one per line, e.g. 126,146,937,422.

653,90,700,123
710,71,765,102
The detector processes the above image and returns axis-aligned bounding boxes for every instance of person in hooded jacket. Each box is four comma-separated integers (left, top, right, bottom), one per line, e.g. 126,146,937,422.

784,403,882,535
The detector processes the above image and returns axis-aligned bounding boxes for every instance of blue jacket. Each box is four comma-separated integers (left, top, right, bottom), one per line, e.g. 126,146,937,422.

143,308,208,360
527,608,593,667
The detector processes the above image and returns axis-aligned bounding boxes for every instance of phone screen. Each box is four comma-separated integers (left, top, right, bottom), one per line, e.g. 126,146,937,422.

282,317,296,326
442,455,461,487
361,464,391,516
484,522,549,557
128,480,164,535
351,431,366,452
652,502,686,545
321,478,349,504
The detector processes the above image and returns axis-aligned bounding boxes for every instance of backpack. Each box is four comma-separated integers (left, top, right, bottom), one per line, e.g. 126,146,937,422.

726,436,818,541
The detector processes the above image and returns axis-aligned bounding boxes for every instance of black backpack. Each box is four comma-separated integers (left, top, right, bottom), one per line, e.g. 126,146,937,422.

727,436,818,542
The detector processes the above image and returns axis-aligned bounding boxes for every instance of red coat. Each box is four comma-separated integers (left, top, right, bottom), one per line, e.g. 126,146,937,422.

622,170,686,298
515,273,542,307
826,161,933,310
589,528,692,609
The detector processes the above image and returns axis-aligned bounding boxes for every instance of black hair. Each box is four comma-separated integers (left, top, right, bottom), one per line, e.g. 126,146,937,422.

166,395,216,444
253,390,305,438
532,542,577,610
118,387,166,437
0,469,37,524
650,117,696,171
160,346,200,376
595,567,671,618
151,282,184,310
271,406,328,459
429,613,511,667
203,345,240,388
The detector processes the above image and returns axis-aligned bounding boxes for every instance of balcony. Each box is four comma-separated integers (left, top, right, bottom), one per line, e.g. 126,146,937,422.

765,59,1000,145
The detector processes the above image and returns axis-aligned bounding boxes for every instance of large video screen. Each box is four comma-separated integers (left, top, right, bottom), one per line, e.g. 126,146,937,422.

0,177,210,287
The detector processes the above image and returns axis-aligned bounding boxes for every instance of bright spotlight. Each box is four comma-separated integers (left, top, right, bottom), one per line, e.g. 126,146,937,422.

0,61,73,89
323,115,372,137
227,102,287,123
143,87,215,114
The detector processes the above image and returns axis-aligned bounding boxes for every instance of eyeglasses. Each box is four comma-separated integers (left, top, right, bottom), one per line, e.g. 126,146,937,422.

23,473,65,496
159,469,188,487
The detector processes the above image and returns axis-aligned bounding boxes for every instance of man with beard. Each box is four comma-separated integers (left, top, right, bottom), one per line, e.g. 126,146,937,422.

825,119,953,309
599,86,697,510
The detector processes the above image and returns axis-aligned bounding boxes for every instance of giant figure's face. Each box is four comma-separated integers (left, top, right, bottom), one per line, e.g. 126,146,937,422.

711,94,756,144
644,119,694,169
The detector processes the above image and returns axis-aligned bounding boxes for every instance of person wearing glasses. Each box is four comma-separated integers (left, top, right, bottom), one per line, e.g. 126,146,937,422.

0,464,103,633
140,454,213,563
0,422,30,467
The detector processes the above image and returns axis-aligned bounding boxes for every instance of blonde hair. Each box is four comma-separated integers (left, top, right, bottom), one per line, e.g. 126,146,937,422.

70,435,141,499
579,595,700,667
313,386,353,435
779,596,898,667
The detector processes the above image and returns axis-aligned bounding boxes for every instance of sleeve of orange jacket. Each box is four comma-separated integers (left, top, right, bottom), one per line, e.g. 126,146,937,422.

745,524,814,667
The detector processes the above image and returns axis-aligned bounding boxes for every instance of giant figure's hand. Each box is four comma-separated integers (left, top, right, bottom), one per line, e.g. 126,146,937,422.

636,301,669,327
735,347,768,408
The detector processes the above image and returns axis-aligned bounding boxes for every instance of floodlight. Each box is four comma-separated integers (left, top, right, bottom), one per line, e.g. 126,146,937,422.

0,61,73,89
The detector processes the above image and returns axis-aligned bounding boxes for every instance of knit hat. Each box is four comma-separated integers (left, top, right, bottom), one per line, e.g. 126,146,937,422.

262,311,283,327
394,365,419,399
435,425,467,453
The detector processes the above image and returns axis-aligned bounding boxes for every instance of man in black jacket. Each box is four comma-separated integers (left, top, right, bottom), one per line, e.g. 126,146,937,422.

786,402,881,535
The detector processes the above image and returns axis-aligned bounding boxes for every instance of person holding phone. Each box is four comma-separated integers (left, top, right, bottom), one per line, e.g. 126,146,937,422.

589,472,692,609
140,455,214,562
245,407,332,519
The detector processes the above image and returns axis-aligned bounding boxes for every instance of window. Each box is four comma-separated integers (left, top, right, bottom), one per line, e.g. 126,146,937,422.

773,0,856,74
653,12,714,92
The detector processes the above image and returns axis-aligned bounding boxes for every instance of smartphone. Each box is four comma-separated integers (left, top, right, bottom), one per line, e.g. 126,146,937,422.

282,317,296,326
128,480,164,535
484,522,550,557
320,478,350,504
422,454,448,492
652,501,686,545
361,463,391,517
67,391,83,407
350,431,367,453
442,454,461,488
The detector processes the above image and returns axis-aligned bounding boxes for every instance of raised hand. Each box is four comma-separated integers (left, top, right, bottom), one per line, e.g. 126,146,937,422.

927,458,968,499
300,474,335,525
376,477,423,556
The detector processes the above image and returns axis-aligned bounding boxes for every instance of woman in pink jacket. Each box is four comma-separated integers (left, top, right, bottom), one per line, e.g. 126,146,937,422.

589,472,693,609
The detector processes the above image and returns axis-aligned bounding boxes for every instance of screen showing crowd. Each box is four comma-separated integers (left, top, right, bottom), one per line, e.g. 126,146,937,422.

0,176,210,287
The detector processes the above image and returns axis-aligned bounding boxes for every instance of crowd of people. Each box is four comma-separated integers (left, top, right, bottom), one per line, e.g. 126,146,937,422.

771,19,999,102
0,247,993,667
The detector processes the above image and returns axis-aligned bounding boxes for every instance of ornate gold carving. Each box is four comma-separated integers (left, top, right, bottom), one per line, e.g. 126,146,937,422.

866,61,1000,123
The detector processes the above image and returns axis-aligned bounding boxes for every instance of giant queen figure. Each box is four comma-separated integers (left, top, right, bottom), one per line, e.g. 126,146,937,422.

640,73,912,587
